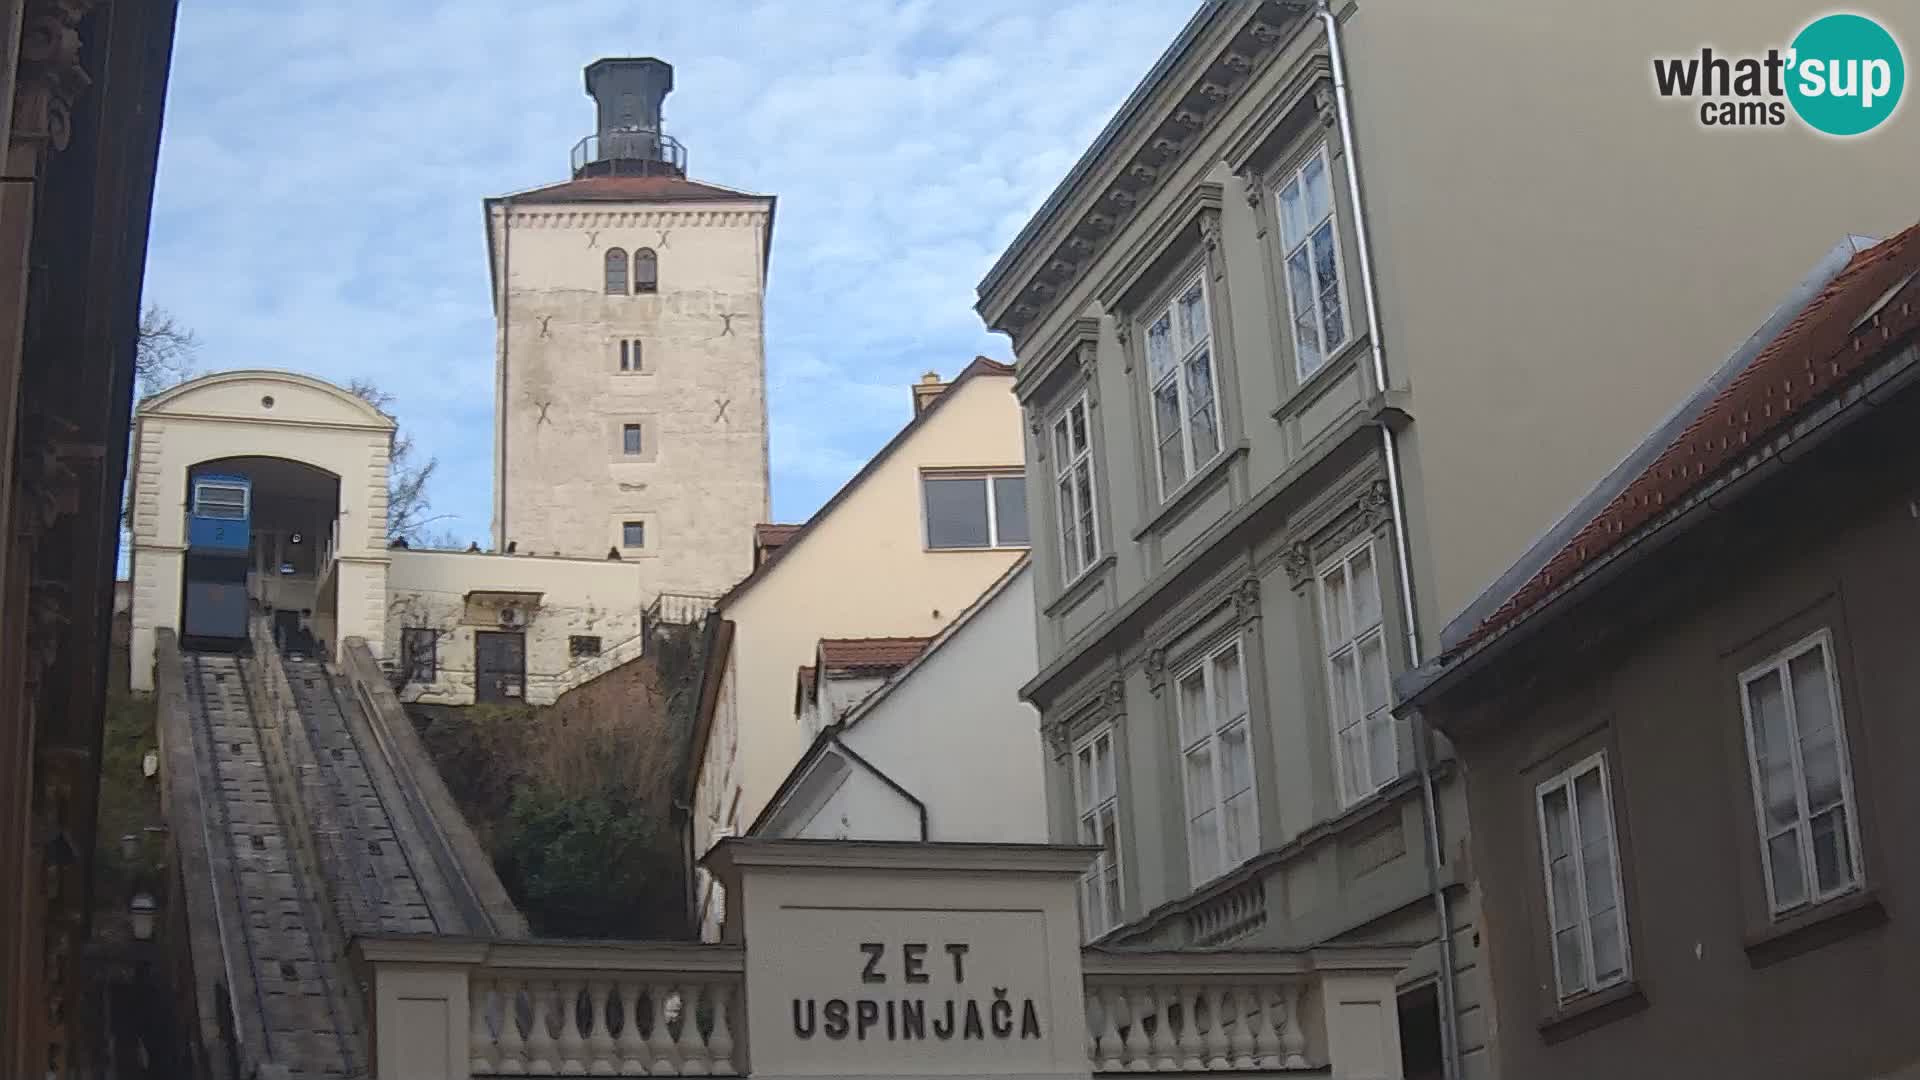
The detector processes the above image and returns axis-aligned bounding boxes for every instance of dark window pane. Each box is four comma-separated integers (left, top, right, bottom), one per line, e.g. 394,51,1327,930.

604,248,628,295
634,248,658,293
993,474,1029,546
620,340,630,370
925,477,989,549
623,424,642,455
622,521,645,548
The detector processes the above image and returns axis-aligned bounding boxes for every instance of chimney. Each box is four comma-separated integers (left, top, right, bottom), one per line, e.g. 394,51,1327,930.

574,58,686,179
911,371,946,415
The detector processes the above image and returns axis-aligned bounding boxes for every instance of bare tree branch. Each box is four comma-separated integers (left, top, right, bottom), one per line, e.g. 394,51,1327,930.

135,305,198,395
345,377,441,542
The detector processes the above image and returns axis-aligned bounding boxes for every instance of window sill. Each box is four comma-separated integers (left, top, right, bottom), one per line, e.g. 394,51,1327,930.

924,544,1031,555
1744,886,1885,969
1131,443,1248,543
1537,979,1647,1045
1270,334,1372,424
1045,553,1116,617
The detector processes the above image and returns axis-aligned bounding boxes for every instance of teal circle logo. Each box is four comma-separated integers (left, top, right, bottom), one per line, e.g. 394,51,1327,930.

1787,13,1905,136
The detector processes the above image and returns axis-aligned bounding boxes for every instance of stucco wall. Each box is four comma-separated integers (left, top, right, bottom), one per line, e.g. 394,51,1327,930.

490,195,771,602
1340,0,1920,631
384,547,646,707
833,565,1047,844
720,373,1026,840
127,371,393,691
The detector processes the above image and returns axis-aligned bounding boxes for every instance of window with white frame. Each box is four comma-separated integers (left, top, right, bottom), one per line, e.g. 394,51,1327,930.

1144,271,1222,498
1175,638,1257,885
1738,630,1863,916
1073,726,1124,940
1052,393,1100,582
1319,539,1397,805
923,471,1028,549
1536,753,1629,1002
1275,145,1350,381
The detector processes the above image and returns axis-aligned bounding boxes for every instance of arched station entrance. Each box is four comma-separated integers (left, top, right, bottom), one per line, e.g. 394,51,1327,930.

128,370,395,691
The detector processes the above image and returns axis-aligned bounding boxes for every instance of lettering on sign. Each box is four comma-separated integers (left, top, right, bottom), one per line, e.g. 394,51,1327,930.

792,942,1043,1042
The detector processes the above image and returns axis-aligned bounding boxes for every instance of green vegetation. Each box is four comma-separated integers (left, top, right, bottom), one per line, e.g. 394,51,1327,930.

93,688,165,905
412,619,708,939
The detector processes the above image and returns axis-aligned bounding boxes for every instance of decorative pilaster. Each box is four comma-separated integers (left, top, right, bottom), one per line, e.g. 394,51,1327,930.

1234,577,1262,626
1143,647,1168,696
1198,207,1224,281
1280,542,1314,588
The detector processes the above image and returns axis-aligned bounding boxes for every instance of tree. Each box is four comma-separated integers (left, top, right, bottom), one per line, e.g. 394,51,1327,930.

135,305,198,396
343,378,443,543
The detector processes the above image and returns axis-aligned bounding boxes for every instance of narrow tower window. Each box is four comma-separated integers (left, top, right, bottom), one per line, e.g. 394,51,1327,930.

604,248,629,295
634,248,658,293
623,423,643,455
619,339,643,372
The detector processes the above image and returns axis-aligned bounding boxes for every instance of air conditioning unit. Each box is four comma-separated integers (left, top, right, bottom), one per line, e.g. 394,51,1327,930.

497,606,526,629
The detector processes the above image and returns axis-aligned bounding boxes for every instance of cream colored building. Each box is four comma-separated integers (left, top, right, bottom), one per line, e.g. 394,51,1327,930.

485,56,772,601
128,369,395,692
686,359,1028,940
975,4,1919,1079
125,368,655,706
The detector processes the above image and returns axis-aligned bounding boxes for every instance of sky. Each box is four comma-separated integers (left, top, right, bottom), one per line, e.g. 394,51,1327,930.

141,0,1201,544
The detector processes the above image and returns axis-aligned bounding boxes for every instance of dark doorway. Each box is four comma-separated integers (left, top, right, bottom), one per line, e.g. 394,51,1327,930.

1398,982,1444,1080
474,631,526,704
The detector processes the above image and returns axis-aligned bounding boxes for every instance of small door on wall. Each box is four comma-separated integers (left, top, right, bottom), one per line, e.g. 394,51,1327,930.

475,630,526,704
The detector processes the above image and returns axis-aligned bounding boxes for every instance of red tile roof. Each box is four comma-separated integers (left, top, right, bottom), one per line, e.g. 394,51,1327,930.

1458,223,1920,653
817,637,933,673
755,523,802,551
508,174,763,204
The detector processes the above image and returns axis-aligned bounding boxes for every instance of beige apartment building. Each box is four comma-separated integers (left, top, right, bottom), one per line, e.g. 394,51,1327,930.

486,57,772,598
686,360,1029,940
975,3,1918,1079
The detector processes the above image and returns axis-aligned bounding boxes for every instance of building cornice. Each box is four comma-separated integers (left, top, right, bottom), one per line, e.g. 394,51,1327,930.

976,1,1313,348
703,837,1100,880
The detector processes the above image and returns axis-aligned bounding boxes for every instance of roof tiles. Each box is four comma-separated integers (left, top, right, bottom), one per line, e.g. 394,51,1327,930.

817,637,933,673
1458,222,1920,653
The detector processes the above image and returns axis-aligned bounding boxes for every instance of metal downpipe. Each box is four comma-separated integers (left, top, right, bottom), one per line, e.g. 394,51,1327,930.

1319,2,1463,1076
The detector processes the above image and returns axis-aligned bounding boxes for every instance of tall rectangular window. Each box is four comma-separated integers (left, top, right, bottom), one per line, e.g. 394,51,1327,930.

1320,539,1396,806
1536,753,1629,1002
1738,630,1863,916
622,521,646,549
619,339,643,372
1074,727,1124,940
1276,145,1349,381
1052,394,1100,582
1176,638,1257,885
1144,273,1222,498
923,472,1028,549
400,627,437,683
622,423,643,455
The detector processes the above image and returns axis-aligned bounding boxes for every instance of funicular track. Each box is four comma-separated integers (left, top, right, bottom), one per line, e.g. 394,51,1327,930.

185,651,360,1079
279,656,440,938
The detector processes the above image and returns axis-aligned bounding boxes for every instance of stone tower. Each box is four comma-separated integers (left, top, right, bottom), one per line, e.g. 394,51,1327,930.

485,57,772,597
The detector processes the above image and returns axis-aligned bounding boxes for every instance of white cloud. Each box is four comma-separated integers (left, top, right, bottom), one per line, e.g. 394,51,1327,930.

144,0,1198,537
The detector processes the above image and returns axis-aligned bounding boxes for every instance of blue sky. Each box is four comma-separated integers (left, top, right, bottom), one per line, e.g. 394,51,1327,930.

141,0,1198,543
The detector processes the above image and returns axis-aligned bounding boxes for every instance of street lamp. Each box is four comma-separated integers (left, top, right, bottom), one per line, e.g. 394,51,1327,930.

129,893,157,942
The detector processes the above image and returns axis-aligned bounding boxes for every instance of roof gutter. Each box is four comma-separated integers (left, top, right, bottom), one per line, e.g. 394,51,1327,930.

1317,6,1459,1077
1401,337,1920,713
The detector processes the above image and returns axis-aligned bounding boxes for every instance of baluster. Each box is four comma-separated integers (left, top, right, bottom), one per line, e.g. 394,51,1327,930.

1146,986,1176,1070
1204,987,1232,1070
586,980,616,1076
557,979,588,1075
472,978,499,1075
496,980,528,1075
1279,984,1308,1068
1227,986,1255,1070
648,982,679,1074
1097,988,1124,1072
615,979,648,1076
708,982,737,1075
526,981,559,1075
1175,985,1205,1071
1119,987,1149,1072
1084,989,1102,1068
1249,985,1281,1069
677,983,711,1075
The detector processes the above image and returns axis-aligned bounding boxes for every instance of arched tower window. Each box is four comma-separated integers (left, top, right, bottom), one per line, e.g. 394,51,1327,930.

604,248,629,295
634,248,658,294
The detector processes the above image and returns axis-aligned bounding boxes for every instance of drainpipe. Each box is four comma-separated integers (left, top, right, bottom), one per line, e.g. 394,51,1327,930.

495,198,513,551
1318,3,1462,1077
